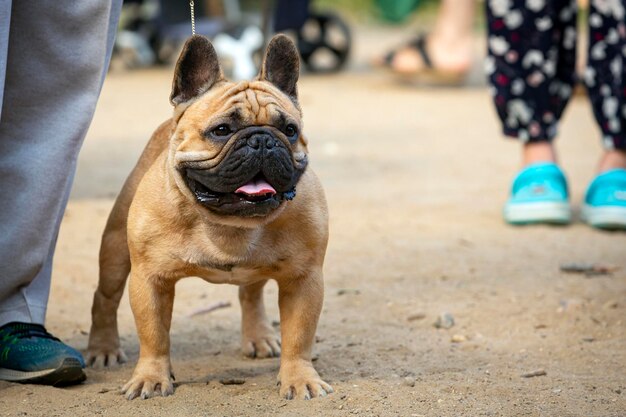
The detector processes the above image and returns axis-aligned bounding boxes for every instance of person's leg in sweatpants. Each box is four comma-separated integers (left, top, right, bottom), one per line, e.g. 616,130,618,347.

0,0,121,384
485,0,577,224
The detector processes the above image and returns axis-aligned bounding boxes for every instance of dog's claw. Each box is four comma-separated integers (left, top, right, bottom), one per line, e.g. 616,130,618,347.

279,380,332,399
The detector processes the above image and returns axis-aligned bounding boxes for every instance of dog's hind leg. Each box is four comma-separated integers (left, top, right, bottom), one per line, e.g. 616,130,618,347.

86,196,132,368
239,279,281,358
86,121,172,368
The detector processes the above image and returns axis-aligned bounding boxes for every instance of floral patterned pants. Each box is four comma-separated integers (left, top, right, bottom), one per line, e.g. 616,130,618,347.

486,0,626,150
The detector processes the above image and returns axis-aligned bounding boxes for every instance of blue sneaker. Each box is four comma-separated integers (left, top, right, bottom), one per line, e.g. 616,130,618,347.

582,169,626,230
0,322,86,386
504,162,571,225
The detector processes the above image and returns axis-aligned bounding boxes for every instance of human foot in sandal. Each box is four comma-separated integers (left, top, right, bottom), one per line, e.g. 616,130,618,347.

374,34,472,84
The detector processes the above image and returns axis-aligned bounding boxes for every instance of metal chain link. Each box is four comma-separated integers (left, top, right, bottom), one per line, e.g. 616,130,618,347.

189,1,196,35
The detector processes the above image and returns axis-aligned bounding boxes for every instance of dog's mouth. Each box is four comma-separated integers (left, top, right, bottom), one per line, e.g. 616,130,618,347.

185,172,296,217
234,176,278,202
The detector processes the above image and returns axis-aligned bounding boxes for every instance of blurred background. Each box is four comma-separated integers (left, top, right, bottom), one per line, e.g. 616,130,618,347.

110,0,490,77
109,0,591,80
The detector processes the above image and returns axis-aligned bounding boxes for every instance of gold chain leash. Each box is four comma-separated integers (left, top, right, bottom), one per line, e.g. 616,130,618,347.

189,1,196,35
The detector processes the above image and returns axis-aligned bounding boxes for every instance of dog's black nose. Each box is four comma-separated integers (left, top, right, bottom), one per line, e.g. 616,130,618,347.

247,134,276,150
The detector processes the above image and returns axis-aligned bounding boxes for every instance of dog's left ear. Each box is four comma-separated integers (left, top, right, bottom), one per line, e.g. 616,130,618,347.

170,35,224,106
259,34,300,101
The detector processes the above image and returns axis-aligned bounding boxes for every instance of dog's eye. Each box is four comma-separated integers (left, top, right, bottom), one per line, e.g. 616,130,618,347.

285,124,298,138
212,124,232,137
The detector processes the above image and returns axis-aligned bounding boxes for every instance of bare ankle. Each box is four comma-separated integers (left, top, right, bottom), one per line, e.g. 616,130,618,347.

522,142,557,167
598,150,626,173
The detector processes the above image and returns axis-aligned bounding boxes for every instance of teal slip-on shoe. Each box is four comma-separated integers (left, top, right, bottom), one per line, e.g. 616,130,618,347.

581,168,626,230
0,322,86,386
504,162,571,225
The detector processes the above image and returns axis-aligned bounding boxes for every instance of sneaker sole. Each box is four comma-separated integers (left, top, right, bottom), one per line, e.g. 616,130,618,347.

581,205,626,230
0,358,86,386
504,201,571,225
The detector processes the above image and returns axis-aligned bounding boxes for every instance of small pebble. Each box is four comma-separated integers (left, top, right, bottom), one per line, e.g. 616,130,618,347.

403,376,416,387
559,263,617,276
434,312,455,329
521,369,546,378
407,313,426,322
603,300,618,309
337,288,361,296
451,334,467,343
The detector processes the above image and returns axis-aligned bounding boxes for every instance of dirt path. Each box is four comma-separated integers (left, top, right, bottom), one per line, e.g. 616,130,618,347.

1,34,625,416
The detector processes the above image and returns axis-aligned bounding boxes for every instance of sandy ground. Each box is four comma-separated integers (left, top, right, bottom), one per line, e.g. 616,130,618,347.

1,27,625,417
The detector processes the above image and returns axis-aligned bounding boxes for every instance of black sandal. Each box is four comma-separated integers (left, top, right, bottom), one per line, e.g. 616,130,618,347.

383,34,432,68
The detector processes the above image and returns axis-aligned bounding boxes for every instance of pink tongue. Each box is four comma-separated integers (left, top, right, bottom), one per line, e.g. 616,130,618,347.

235,178,276,196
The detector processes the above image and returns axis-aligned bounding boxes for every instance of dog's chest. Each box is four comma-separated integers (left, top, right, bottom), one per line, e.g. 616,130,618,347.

189,253,281,285
205,266,264,285
180,229,285,284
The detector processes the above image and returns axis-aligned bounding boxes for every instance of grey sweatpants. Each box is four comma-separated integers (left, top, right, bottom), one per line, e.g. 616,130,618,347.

0,1,122,326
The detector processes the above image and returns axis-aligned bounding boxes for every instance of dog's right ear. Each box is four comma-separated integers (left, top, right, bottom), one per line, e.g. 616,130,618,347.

170,35,224,106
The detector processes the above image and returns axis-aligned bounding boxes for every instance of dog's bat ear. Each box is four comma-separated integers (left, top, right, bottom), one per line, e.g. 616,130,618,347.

170,35,224,106
259,34,300,101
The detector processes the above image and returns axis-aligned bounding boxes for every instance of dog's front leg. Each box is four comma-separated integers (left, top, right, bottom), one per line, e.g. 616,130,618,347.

121,269,176,400
277,270,333,400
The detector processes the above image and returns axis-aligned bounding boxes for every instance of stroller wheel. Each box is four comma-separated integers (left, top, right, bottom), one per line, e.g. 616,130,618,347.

297,12,351,73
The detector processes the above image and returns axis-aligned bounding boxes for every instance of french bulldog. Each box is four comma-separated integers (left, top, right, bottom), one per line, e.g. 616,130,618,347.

86,34,332,401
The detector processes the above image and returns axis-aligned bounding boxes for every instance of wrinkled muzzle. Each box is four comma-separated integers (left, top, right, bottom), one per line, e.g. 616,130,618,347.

182,127,307,217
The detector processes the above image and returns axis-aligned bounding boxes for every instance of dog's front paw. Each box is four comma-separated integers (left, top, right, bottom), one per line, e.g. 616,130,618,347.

278,359,333,400
85,345,127,368
242,325,281,358
121,359,174,400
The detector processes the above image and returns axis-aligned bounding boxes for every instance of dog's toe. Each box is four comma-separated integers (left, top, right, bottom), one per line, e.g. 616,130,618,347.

86,348,127,368
122,373,174,400
278,362,333,400
242,336,281,358
255,338,281,358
